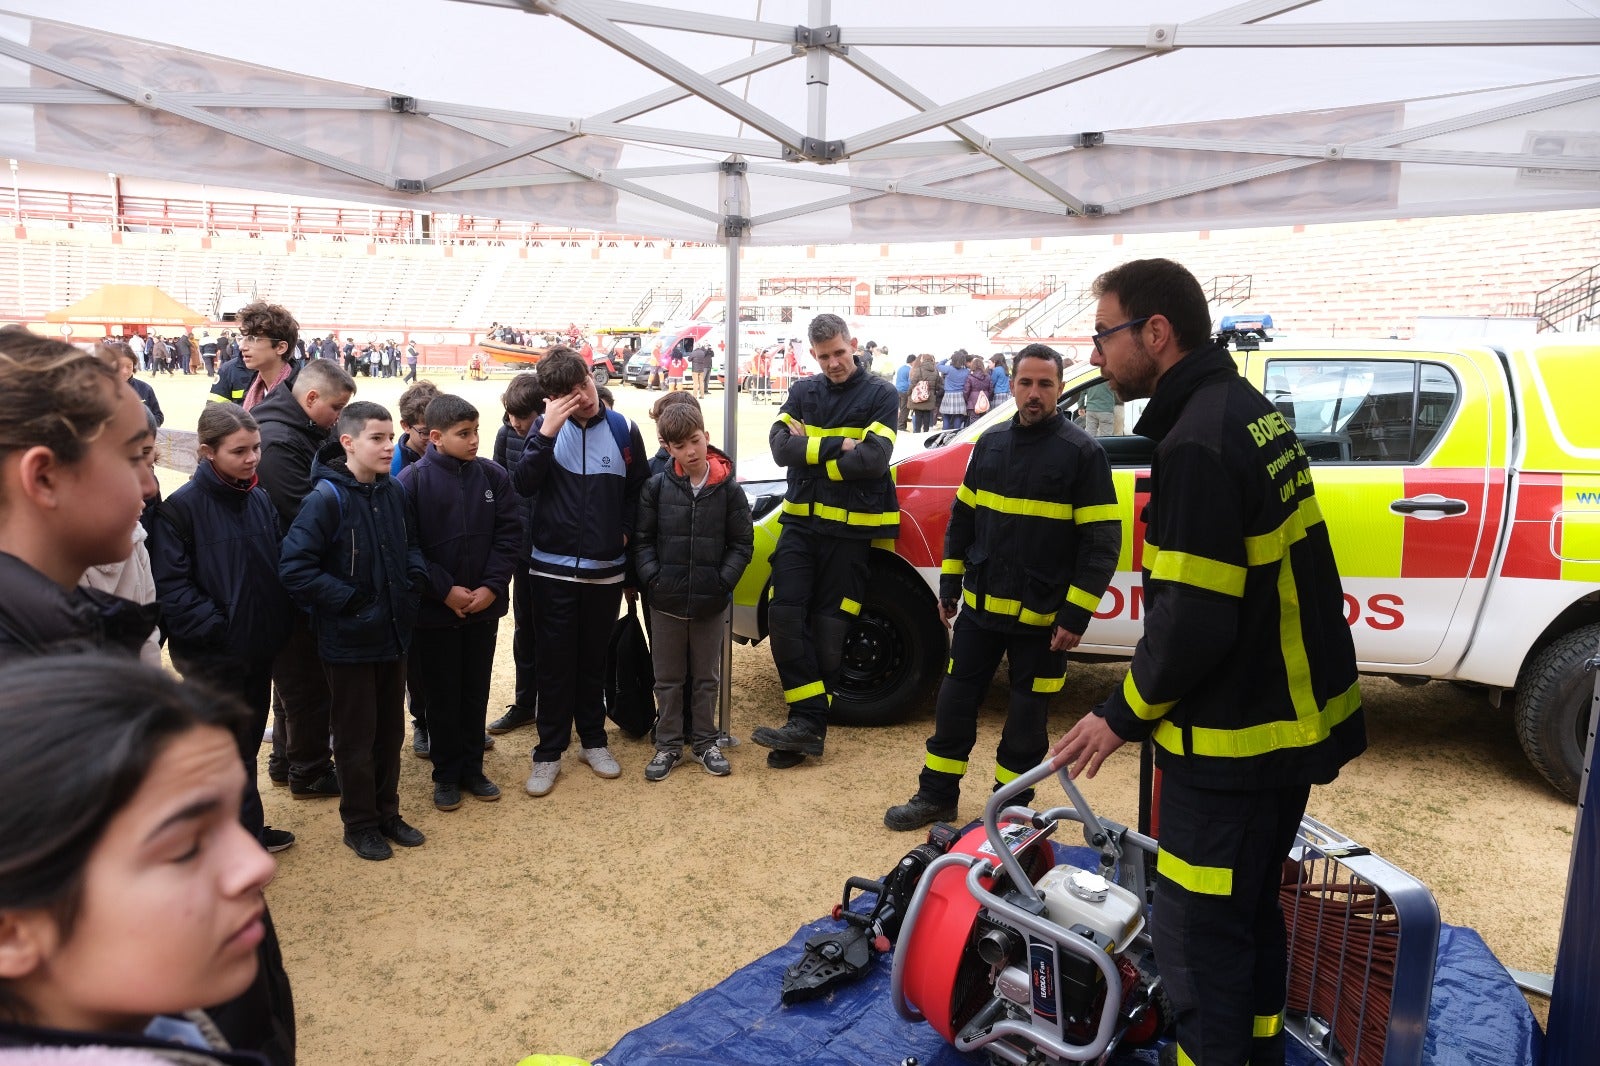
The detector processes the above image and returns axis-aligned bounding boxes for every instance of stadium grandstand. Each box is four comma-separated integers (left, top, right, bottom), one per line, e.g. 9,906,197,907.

4,164,1597,364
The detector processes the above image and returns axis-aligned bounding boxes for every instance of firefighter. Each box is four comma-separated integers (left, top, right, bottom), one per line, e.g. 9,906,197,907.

885,343,1120,830
1052,258,1366,1066
753,313,900,768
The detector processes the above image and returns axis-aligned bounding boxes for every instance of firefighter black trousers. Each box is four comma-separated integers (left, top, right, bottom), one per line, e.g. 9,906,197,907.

767,526,870,738
1153,775,1310,1066
917,611,1065,805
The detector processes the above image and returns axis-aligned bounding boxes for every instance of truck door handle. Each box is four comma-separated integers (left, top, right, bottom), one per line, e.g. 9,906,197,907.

1390,494,1468,518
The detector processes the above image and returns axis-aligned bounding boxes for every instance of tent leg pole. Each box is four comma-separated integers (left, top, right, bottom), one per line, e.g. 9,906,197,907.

718,227,741,749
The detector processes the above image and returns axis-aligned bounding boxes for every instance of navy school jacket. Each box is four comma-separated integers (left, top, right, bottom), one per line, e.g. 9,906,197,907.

278,442,427,663
396,445,523,628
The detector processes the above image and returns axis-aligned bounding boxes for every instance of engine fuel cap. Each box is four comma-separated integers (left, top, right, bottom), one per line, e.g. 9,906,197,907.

1066,869,1110,902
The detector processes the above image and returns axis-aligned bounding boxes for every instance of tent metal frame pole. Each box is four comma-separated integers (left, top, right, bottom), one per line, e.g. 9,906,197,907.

806,0,831,145
716,157,748,749
837,18,1600,48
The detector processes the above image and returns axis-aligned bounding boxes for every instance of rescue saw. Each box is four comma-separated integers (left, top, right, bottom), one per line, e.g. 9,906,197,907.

889,760,1172,1065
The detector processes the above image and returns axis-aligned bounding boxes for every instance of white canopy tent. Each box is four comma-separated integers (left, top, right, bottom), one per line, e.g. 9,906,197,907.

1,1,1597,246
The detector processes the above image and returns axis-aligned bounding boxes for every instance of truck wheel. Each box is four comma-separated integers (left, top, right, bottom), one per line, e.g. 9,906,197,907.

591,364,610,387
1514,622,1600,802
830,565,948,727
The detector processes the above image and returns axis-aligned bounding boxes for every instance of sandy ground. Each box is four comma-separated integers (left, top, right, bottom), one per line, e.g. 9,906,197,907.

146,370,1574,1065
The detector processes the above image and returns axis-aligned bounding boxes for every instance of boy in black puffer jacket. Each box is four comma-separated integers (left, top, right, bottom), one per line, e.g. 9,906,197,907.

279,401,428,862
631,402,753,781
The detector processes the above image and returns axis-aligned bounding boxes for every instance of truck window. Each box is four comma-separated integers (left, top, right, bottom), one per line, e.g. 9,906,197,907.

1263,359,1458,464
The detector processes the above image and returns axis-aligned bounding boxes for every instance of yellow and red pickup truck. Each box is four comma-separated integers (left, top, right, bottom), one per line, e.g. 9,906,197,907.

734,338,1600,799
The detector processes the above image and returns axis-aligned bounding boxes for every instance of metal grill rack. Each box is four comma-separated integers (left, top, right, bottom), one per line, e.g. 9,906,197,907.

1282,817,1440,1066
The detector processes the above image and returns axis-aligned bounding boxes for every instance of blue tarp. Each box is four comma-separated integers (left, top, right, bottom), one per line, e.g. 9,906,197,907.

599,845,1541,1066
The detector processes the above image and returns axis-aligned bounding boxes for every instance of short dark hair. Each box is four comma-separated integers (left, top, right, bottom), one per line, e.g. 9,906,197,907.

1091,258,1211,353
655,402,705,445
808,313,850,347
536,347,588,398
1014,343,1063,380
423,394,477,434
237,300,299,355
293,358,356,400
905,353,916,365
397,381,440,427
650,390,700,422
501,372,543,419
336,400,392,441
0,655,247,1021
596,385,615,409
196,402,259,453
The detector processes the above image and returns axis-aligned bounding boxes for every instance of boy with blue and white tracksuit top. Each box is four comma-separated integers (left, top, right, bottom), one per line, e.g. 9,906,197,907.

512,353,649,794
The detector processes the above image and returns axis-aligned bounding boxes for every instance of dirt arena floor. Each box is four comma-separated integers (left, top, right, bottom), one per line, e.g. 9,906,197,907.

147,369,1573,1064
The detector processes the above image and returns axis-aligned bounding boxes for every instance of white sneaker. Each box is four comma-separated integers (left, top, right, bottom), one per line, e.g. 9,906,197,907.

524,759,560,797
579,746,622,779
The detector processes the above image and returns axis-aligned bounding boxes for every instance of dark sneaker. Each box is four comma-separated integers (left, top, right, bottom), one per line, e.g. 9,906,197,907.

343,826,393,861
751,721,824,757
884,794,959,832
268,768,289,787
261,826,296,853
695,745,731,777
412,724,430,759
463,775,502,802
488,704,537,734
482,733,496,752
379,817,425,848
644,749,681,782
766,749,806,769
433,783,463,812
290,768,341,800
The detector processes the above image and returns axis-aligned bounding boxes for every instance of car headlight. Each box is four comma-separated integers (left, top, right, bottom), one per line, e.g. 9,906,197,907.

741,479,788,520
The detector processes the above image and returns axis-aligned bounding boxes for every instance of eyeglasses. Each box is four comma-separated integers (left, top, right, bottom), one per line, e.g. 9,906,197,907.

1091,317,1150,356
239,334,279,345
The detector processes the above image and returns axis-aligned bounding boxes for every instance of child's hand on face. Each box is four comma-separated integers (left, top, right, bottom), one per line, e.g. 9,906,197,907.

444,585,474,618
538,393,581,438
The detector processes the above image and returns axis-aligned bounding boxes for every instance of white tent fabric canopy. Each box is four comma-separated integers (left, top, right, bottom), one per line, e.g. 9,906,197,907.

1,0,1597,246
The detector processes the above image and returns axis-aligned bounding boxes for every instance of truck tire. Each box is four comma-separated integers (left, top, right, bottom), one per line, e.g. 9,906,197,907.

1514,622,1600,802
829,564,948,727
592,363,610,387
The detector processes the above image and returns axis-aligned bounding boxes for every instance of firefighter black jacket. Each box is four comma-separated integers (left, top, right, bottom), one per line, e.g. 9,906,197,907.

1098,343,1366,790
769,362,901,540
939,410,1121,636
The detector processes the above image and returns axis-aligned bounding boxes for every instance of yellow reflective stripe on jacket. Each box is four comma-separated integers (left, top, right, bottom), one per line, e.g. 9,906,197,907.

924,752,966,775
1254,1013,1284,1038
956,484,1074,521
1173,1044,1198,1066
1157,848,1233,896
871,537,896,550
941,558,965,576
866,421,897,444
826,459,843,481
806,436,823,465
839,597,862,616
1148,550,1247,598
994,763,1023,784
1032,673,1066,693
784,681,826,704
206,392,241,403
1152,680,1362,758
1065,585,1101,613
1123,672,1175,721
1074,503,1119,525
961,588,1054,627
780,499,899,528
1244,495,1325,566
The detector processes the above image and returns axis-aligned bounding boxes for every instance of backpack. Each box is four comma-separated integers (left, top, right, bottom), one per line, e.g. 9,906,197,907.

603,408,634,466
604,598,656,737
911,378,931,404
974,391,990,414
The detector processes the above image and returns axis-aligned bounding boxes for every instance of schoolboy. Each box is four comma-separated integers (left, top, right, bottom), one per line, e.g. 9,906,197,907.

391,379,441,476
512,347,649,796
279,401,428,862
398,394,521,811
255,358,356,800
631,403,753,780
488,372,543,736
391,378,442,756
